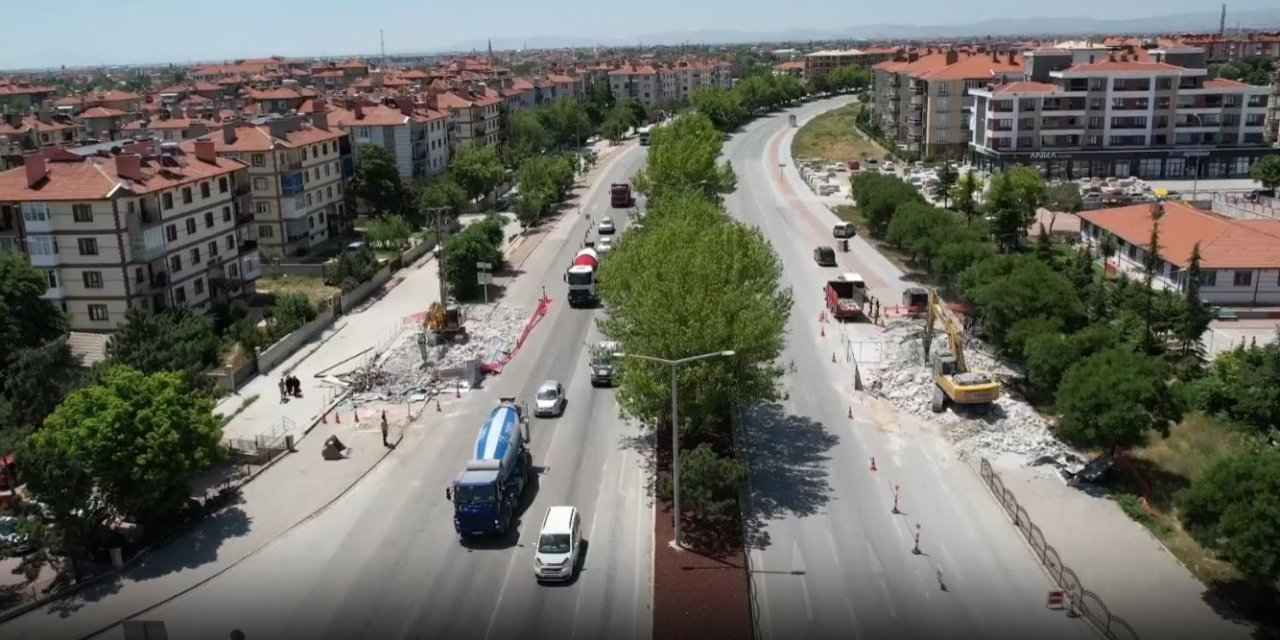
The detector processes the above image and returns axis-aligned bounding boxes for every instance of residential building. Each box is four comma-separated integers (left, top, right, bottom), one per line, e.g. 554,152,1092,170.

1178,32,1280,62
0,81,57,111
773,61,806,79
967,45,1273,179
609,60,734,107
122,112,213,142
1,112,86,168
1078,200,1280,306
497,77,536,113
805,48,897,83
332,99,450,179
428,88,501,149
0,142,258,331
186,113,350,257
609,64,661,106
1267,68,1280,146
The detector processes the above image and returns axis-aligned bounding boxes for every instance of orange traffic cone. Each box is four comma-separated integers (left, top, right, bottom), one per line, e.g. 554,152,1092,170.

436,399,442,412
848,407,853,419
354,410,360,423
870,457,878,472
831,352,837,363
820,325,825,337
335,412,341,424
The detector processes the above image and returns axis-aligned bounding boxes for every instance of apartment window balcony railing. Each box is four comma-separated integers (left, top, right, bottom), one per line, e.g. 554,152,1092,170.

236,212,254,226
281,171,304,197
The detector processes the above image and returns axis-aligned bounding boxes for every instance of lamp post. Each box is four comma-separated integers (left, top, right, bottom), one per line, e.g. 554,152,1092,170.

614,349,735,550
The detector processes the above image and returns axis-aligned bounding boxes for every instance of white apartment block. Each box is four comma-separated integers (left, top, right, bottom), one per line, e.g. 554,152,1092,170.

0,142,259,331
968,44,1272,180
187,114,350,258
430,88,501,149
333,100,450,179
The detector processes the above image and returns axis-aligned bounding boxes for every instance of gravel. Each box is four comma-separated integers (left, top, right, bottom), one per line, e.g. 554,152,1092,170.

860,319,1077,463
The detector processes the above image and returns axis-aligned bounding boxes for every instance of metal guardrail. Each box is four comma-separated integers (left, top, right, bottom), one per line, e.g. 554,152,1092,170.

978,457,1139,640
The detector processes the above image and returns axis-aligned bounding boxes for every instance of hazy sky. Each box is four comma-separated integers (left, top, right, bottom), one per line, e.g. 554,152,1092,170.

1,0,1273,70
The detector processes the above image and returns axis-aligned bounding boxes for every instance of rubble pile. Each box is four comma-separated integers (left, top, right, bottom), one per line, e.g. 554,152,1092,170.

860,320,1073,462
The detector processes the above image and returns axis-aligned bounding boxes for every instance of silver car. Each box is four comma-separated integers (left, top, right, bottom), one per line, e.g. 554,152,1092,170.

534,380,566,418
597,217,616,234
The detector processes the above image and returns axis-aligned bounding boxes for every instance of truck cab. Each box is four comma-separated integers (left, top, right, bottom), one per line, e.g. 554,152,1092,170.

447,398,532,537
610,183,635,208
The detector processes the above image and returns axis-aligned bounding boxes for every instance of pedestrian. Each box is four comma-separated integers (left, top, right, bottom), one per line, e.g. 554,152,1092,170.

380,410,390,448
278,377,287,403
289,376,301,397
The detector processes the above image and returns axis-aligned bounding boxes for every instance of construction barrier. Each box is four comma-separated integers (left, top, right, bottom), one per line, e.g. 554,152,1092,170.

480,296,553,374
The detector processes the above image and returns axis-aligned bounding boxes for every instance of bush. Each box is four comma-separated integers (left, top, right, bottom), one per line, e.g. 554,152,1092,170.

267,293,319,342
326,246,381,292
442,218,506,301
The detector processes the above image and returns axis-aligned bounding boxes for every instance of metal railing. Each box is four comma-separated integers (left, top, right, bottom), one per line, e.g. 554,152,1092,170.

978,457,1139,640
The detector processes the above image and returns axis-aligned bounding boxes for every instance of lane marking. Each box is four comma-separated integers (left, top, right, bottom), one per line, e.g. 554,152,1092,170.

572,454,611,639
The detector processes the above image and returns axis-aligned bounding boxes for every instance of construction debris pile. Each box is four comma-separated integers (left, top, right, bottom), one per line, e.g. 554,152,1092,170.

860,320,1075,463
334,303,530,400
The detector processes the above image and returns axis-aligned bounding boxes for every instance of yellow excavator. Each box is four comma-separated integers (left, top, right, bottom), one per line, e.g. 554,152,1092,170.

922,289,1000,413
424,298,468,346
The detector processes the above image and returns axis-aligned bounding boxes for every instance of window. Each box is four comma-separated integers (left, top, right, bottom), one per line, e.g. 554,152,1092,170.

73,204,93,222
21,202,49,222
170,254,182,271
193,276,206,296
82,271,103,288
318,211,325,224
88,304,109,322
163,192,173,209
223,206,231,222
182,187,193,204
219,177,228,193
208,240,219,257
1202,270,1217,287
186,218,197,234
1233,271,1253,287
190,247,201,264
1156,77,1172,90
174,285,187,304
229,263,240,278
324,164,331,177
200,182,210,199
258,224,274,238
253,177,268,191
77,238,98,255
1088,116,1103,128
205,211,214,228
255,201,270,214
327,186,333,199
1156,96,1170,110
46,270,59,289
225,235,235,250
251,154,266,167
1089,79,1105,91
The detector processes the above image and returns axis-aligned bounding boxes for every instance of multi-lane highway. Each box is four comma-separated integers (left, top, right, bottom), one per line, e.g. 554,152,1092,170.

726,97,1097,640
85,146,653,640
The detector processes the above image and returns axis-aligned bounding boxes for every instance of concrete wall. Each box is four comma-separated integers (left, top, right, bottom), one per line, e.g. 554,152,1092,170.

206,357,260,395
256,308,337,373
260,262,327,279
338,265,392,312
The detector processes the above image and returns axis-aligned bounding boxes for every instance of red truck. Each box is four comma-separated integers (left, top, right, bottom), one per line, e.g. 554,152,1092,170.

610,183,635,208
825,273,868,320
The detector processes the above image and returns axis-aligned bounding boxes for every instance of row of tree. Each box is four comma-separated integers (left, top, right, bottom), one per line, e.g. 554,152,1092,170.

598,112,791,520
690,70,808,132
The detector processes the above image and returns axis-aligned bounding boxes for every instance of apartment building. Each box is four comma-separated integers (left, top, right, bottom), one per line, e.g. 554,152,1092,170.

773,61,805,79
0,142,258,331
429,88,501,149
805,48,897,83
1079,201,1280,306
0,81,57,111
497,77,537,113
0,112,86,165
187,113,350,257
609,64,661,106
1266,69,1280,146
967,45,1273,179
332,100,450,179
661,60,734,103
873,49,1022,157
1179,32,1280,62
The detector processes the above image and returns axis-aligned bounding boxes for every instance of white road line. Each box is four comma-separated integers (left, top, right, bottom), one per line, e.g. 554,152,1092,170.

825,530,843,571
878,574,899,619
641,465,653,640
845,597,861,637
572,456,611,638
800,576,815,621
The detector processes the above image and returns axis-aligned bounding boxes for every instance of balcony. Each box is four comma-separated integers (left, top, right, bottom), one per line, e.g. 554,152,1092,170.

241,250,262,281
234,183,251,196
236,212,254,226
284,196,308,220
910,95,924,107
151,270,170,287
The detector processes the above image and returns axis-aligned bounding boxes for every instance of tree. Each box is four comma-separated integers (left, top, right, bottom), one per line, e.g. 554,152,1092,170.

598,191,791,440
507,110,552,166
617,98,647,129
104,307,221,391
850,173,924,238
538,98,592,150
1044,181,1083,232
1179,449,1280,585
1214,56,1277,86
886,203,959,268
692,85,747,132
1177,242,1213,364
514,191,548,228
950,169,982,226
933,162,958,207
632,112,736,204
1055,347,1180,449
1139,207,1165,356
677,443,750,517
961,256,1084,355
984,167,1045,252
1184,340,1280,433
1250,154,1280,192
585,81,616,127
324,245,380,292
1022,331,1077,400
2,337,75,429
600,105,633,143
22,366,224,527
1034,224,1054,264
825,66,872,93
442,218,506,301
366,215,413,251
0,253,68,373
268,292,319,341
450,144,507,204
349,146,411,217
415,173,469,218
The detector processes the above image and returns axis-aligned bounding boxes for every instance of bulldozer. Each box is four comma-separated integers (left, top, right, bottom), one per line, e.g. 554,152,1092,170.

424,298,468,346
921,289,1000,413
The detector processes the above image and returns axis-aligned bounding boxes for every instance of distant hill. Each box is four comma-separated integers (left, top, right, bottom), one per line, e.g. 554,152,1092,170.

439,8,1280,53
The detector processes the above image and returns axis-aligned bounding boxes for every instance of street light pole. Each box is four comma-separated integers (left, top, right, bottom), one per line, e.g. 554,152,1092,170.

615,349,735,550
425,206,453,302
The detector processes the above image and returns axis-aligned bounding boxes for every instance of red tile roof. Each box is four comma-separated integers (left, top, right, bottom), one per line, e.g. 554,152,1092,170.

186,119,345,153
0,153,244,202
1080,202,1280,269
991,81,1057,94
247,88,302,101
80,106,128,118
917,52,1023,81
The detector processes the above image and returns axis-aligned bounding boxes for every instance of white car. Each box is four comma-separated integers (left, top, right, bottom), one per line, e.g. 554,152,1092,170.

534,380,566,418
597,238,613,254
597,217,615,234
534,506,581,582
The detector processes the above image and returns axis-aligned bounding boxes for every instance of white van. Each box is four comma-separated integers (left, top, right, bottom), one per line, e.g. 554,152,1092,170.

534,506,581,582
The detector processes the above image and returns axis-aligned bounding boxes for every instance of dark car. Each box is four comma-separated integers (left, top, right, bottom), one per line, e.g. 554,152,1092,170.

813,246,837,266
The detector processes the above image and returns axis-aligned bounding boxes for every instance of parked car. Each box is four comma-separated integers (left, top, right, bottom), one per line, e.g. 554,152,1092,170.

534,380,566,418
0,516,34,555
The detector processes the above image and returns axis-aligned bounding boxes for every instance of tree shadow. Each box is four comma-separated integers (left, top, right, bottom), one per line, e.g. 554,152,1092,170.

1202,577,1280,639
738,402,839,551
619,432,657,500
1115,455,1191,512
126,503,253,581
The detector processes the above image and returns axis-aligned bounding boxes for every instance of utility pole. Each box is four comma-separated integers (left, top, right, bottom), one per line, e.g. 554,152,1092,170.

425,206,452,302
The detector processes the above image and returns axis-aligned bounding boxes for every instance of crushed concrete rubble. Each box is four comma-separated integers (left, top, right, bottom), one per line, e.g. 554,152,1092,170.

861,319,1078,463
335,303,528,400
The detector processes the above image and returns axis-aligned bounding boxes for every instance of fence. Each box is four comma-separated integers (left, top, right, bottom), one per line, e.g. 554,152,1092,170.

255,309,337,374
1211,193,1280,222
978,457,1139,640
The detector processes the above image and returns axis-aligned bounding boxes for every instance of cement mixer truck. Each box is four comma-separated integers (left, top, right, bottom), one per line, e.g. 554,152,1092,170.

565,244,599,308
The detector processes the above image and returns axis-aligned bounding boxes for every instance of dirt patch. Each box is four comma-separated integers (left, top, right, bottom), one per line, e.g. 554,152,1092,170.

255,275,340,308
791,104,884,166
652,500,753,640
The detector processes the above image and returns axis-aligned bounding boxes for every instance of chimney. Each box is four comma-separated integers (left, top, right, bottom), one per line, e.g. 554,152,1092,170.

992,50,999,62
312,110,329,130
1109,52,1116,62
354,102,365,119
116,153,143,181
501,77,514,90
907,52,919,63
223,122,237,144
24,155,48,187
945,49,959,65
1008,50,1017,65
396,97,413,116
1119,53,1129,62
194,139,217,164
1089,54,1095,64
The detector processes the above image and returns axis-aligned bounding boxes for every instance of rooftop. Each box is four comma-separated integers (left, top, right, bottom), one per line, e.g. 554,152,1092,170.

1080,201,1280,270
0,151,244,202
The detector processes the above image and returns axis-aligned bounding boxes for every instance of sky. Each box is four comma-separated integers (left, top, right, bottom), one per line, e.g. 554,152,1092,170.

0,0,1275,70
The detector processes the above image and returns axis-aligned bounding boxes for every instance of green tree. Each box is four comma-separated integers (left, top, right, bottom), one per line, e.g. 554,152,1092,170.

632,112,736,203
617,98,647,129
0,338,74,443
933,162,958,207
507,110,552,166
962,256,1084,355
932,232,994,289
0,253,68,373
268,292,319,340
1179,449,1280,585
443,218,506,300
825,65,872,93
1177,242,1213,364
1184,340,1280,433
325,245,380,292
22,366,224,527
1022,331,1077,399
104,307,221,391
349,145,411,217
886,203,959,268
450,144,507,203
600,105,633,143
1055,347,1180,449
366,214,413,251
1250,154,1280,192
538,97,592,150
984,167,1045,252
1139,207,1165,356
851,172,925,238
1044,181,1084,228
950,168,982,226
677,443,750,517
415,173,469,218
598,191,791,440
692,85,747,131
585,81,616,127
1034,224,1054,264
1214,56,1277,86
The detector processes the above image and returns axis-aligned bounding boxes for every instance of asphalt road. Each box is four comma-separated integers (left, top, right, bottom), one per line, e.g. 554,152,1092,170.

91,147,654,640
727,98,1097,640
